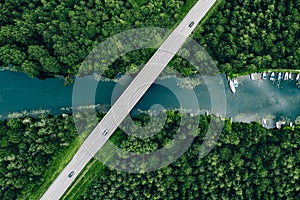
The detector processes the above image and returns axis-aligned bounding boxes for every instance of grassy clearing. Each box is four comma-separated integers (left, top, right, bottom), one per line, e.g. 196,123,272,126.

23,135,84,200
62,159,106,200
62,129,125,199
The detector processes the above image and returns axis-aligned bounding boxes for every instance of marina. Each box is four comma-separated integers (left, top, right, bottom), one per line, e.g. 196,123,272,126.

226,71,300,128
229,71,299,94
247,71,300,86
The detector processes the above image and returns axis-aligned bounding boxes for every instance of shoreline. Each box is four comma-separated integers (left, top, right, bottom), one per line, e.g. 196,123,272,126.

1,105,299,130
1,68,299,84
231,69,300,79
0,69,299,129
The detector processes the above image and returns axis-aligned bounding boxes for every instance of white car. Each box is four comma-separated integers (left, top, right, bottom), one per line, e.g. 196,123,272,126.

189,21,194,27
68,171,74,178
102,129,109,136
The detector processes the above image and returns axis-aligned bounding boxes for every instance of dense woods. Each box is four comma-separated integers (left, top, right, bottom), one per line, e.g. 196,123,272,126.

0,115,77,199
75,114,300,199
1,0,299,79
1,0,300,199
1,112,299,199
0,0,194,80
194,0,300,75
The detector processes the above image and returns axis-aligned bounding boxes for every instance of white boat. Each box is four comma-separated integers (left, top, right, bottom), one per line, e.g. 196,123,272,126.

262,72,267,80
229,80,236,93
296,74,300,81
278,72,282,80
250,74,254,80
289,72,292,80
284,72,289,80
233,79,239,87
270,72,275,81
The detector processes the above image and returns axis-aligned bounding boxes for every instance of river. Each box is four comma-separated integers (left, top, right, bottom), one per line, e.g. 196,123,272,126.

0,71,299,128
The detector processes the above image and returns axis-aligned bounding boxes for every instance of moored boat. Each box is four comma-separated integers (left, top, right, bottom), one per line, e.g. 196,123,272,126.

233,79,239,87
262,72,267,80
284,72,289,80
296,74,300,81
289,72,292,80
270,72,275,81
229,80,236,93
278,72,282,80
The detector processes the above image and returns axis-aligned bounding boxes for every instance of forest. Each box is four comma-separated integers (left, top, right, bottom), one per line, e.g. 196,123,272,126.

0,0,299,199
0,0,299,80
194,0,300,75
0,0,195,82
64,112,299,200
0,115,77,199
0,111,299,199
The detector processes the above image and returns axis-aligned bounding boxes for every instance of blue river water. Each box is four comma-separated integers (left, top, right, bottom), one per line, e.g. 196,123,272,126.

0,71,299,126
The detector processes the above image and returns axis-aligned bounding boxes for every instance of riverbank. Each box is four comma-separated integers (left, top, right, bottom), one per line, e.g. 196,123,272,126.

1,70,299,130
0,104,111,121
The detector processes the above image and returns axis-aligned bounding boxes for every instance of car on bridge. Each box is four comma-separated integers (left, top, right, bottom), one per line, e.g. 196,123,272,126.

68,171,74,178
102,129,109,136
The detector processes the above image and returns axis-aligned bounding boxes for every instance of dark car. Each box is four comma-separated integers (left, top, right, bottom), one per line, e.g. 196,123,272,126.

68,171,74,178
189,21,194,27
102,129,109,136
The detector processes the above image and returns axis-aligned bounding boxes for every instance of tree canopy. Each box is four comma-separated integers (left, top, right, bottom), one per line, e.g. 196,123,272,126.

193,0,300,75
0,0,194,80
0,115,77,199
1,0,298,79
67,113,299,199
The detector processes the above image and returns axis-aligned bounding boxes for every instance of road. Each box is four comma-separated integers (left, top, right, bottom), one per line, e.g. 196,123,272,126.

41,0,217,199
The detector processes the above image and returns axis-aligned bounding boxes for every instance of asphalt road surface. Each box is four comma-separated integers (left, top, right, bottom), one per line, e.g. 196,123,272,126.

41,0,217,199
